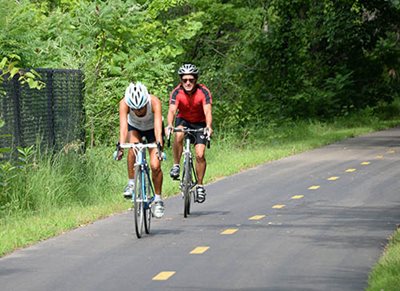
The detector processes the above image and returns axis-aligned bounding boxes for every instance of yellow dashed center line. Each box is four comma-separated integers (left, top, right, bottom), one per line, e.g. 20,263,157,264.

153,271,176,281
190,246,209,254
221,228,238,235
153,150,388,284
272,204,286,209
291,195,304,199
249,215,266,220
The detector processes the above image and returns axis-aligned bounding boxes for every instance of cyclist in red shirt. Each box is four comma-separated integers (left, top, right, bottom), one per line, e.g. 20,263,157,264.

166,64,213,203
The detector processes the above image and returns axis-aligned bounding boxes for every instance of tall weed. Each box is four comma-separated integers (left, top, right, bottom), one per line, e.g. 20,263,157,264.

0,145,124,219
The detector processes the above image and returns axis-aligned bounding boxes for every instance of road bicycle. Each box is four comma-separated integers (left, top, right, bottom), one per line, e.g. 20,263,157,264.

120,142,161,238
168,127,210,218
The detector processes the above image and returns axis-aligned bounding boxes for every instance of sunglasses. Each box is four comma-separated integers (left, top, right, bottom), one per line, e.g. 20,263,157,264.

181,78,196,84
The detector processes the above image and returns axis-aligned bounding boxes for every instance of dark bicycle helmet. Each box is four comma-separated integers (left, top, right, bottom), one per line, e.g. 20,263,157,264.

178,64,199,77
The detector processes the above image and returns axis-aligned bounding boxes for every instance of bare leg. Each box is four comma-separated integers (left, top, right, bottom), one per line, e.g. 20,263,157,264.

127,148,135,179
173,130,184,165
195,144,206,185
127,130,141,179
149,148,163,195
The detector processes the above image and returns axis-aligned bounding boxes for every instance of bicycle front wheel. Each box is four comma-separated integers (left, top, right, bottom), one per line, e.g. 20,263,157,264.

143,168,152,234
134,165,145,238
182,154,192,218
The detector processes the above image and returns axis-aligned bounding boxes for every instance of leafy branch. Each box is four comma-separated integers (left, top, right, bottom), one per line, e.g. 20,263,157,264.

0,55,45,90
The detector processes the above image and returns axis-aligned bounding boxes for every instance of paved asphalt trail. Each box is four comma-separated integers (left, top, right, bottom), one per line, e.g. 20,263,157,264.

1,127,400,291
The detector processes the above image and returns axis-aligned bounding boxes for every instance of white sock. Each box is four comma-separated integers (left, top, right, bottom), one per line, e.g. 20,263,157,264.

128,179,135,186
154,194,162,202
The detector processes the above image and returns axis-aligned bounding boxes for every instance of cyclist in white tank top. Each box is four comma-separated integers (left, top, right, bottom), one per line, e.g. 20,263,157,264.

127,100,154,131
115,82,165,218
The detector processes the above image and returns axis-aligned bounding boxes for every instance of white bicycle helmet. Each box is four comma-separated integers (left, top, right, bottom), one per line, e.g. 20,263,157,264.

124,82,150,109
178,63,199,76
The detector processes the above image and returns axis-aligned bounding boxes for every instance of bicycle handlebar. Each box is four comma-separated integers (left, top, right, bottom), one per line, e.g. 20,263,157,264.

172,128,205,133
119,142,164,160
120,143,158,149
167,127,211,149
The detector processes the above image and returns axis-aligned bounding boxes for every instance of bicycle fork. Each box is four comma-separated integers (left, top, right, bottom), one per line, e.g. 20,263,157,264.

134,152,154,208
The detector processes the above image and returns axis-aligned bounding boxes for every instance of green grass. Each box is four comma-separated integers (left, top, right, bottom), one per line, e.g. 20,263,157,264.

367,230,400,290
0,203,127,255
1,110,400,290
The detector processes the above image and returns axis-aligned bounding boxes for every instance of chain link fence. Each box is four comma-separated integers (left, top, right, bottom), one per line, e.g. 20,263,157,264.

1,69,85,155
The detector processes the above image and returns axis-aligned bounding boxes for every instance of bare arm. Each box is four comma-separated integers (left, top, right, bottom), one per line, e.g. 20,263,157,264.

203,103,213,136
119,99,130,144
167,103,178,128
151,95,163,147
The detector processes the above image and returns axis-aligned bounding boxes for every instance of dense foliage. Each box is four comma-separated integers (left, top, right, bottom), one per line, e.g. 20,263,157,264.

1,0,399,144
180,0,400,123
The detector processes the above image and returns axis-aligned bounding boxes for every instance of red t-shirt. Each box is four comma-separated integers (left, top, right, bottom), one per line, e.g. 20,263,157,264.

169,84,212,123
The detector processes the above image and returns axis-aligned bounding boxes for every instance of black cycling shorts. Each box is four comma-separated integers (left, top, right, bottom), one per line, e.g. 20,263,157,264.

175,117,207,145
128,123,165,144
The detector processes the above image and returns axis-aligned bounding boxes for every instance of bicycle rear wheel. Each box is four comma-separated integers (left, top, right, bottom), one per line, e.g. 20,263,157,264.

134,165,145,238
182,154,192,218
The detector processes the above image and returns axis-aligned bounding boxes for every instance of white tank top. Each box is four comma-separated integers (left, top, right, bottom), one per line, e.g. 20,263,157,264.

127,100,154,131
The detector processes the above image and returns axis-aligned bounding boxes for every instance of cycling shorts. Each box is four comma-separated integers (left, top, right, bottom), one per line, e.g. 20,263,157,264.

175,117,207,145
128,124,165,144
